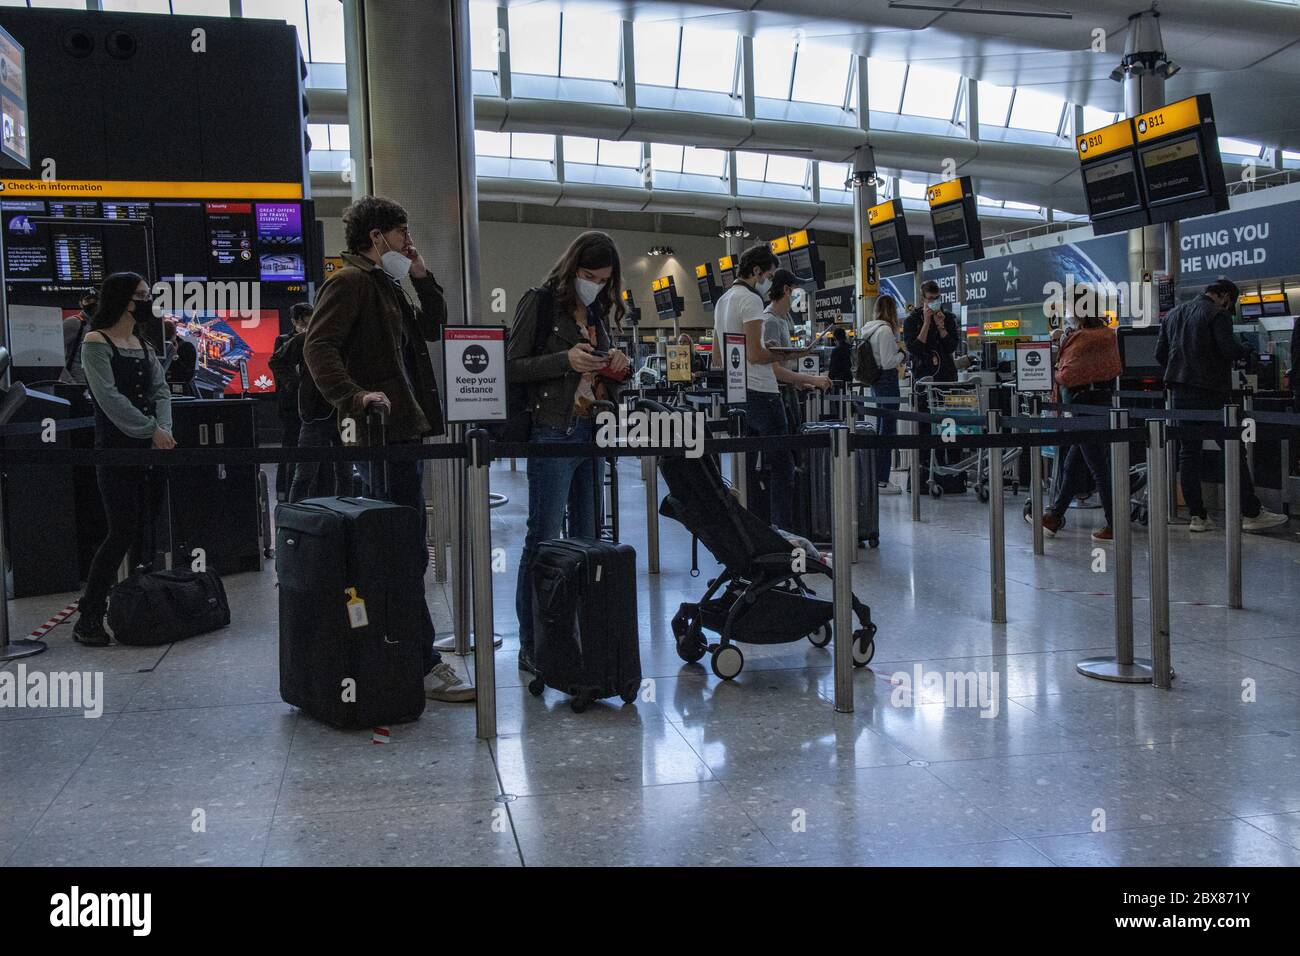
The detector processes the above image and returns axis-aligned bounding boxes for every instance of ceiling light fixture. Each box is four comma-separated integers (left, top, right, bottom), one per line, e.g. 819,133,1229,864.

887,2,1073,18
648,245,675,256
719,207,750,240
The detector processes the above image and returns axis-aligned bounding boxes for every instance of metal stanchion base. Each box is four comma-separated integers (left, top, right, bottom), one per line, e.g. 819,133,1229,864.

434,632,503,654
1076,656,1154,683
1,638,48,661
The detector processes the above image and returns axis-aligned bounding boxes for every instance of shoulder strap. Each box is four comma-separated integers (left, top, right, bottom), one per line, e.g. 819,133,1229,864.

66,318,88,370
531,285,555,355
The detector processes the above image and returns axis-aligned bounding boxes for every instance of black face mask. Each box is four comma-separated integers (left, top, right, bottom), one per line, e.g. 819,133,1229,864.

132,297,155,320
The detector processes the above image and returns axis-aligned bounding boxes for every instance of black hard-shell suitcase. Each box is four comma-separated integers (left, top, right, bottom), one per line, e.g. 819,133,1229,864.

798,421,880,548
274,412,426,729
527,537,641,713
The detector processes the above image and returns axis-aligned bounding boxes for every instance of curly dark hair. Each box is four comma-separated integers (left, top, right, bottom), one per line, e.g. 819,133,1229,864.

343,196,408,253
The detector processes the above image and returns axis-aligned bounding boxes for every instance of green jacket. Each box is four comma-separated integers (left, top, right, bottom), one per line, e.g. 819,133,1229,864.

506,285,615,428
304,252,447,444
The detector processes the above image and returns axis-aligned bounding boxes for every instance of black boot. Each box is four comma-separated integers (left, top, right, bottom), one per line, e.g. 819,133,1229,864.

73,611,111,647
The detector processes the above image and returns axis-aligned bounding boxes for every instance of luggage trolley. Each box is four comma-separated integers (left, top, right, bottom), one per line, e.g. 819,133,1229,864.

915,378,1021,501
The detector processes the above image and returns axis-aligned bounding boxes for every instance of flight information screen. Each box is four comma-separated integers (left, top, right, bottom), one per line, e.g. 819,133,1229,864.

1083,154,1144,217
931,204,969,253
1140,135,1209,205
870,222,903,268
51,228,105,284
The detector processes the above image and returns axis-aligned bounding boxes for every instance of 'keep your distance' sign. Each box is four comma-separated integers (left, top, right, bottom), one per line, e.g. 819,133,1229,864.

443,325,507,422
1015,341,1053,393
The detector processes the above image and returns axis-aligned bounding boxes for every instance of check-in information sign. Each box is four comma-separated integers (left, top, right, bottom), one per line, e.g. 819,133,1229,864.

1015,341,1053,393
443,325,507,422
724,332,748,404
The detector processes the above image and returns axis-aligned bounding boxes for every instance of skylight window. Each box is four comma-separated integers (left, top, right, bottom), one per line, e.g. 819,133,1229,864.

868,60,907,113
509,5,561,76
978,82,1013,127
560,11,621,82
791,42,851,106
901,64,961,120
1008,87,1066,133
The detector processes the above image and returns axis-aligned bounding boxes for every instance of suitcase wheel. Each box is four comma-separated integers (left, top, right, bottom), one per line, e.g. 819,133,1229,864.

570,693,591,714
929,482,943,499
807,623,832,648
868,534,880,550
852,627,876,668
711,644,744,681
528,677,545,697
620,681,640,705
976,483,989,503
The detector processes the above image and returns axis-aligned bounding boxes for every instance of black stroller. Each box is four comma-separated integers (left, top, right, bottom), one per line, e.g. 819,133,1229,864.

653,410,878,681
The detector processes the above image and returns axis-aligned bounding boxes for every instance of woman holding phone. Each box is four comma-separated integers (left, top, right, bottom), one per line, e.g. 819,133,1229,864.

73,272,176,646
507,232,630,676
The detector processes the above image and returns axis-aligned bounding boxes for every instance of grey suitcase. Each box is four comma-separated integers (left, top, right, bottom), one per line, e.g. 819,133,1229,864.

799,421,880,549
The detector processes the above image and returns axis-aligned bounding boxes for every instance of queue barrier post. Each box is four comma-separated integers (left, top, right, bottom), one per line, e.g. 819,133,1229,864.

0,472,47,661
1076,408,1153,683
987,409,1007,624
1224,404,1243,610
466,430,497,740
645,448,660,575
437,422,473,656
729,408,748,510
830,424,855,714
1147,418,1174,689
842,393,860,564
1029,395,1045,556
908,391,922,522
1164,389,1178,523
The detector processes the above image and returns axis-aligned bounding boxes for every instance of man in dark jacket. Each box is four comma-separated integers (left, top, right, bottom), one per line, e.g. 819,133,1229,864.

1156,277,1287,533
269,303,312,499
304,195,473,703
827,327,853,387
903,280,959,382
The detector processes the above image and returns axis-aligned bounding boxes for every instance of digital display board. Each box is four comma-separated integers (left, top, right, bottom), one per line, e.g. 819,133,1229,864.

2,198,49,281
1132,94,1228,225
1083,155,1144,217
0,25,29,169
717,254,736,288
785,229,822,286
48,201,99,219
926,176,983,266
651,274,681,318
152,201,208,280
255,202,305,281
205,201,257,279
694,261,720,311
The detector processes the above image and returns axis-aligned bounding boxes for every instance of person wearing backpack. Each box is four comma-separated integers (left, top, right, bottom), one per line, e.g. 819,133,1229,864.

827,327,853,387
507,231,631,677
269,302,312,500
856,295,906,494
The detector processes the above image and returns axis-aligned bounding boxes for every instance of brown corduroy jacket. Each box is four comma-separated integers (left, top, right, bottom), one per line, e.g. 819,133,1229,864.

303,252,447,445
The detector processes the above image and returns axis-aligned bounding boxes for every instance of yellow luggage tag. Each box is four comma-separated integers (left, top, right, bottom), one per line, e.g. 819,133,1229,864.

345,587,369,629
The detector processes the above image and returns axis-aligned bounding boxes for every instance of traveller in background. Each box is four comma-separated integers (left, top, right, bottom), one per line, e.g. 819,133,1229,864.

1029,312,1121,541
61,290,98,386
677,332,707,380
269,303,312,500
72,273,175,647
163,318,198,398
304,195,474,703
1156,277,1288,533
747,268,827,530
904,280,959,383
858,295,906,495
827,327,853,388
508,231,631,677
711,243,779,372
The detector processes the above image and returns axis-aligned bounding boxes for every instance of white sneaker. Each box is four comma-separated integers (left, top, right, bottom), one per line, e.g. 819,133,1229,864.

424,661,476,703
1189,515,1216,533
878,481,902,496
1243,509,1289,533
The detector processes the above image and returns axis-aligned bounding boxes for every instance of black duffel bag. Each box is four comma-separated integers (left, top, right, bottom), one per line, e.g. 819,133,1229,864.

107,569,231,645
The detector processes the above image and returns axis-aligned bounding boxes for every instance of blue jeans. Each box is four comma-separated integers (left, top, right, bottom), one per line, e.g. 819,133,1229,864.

515,417,602,654
744,390,794,530
359,453,441,673
871,374,900,485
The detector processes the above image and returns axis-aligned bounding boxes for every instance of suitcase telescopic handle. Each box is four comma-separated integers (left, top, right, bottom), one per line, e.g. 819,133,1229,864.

365,402,390,499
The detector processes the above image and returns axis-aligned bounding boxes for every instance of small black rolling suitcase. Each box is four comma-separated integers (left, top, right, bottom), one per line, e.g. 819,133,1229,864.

275,411,426,730
527,537,641,713
799,420,880,548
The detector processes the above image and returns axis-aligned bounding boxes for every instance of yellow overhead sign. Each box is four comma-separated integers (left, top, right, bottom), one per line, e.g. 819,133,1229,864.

1076,118,1136,160
651,276,673,292
717,254,735,272
1133,95,1204,143
694,263,709,279
926,179,966,207
867,199,898,225
770,235,791,254
787,229,810,250
0,178,304,199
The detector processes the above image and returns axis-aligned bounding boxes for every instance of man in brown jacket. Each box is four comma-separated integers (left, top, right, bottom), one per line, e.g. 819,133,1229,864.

304,195,474,703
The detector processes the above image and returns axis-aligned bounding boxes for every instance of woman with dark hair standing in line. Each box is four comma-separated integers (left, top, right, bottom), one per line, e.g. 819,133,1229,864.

73,272,176,646
507,231,630,676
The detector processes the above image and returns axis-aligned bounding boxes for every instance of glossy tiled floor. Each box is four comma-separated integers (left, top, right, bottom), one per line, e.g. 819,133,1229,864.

3,459,1299,867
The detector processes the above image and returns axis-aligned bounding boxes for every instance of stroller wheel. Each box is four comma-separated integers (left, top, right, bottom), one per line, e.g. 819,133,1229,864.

711,644,744,681
851,628,876,667
807,623,832,648
676,620,707,664
929,482,943,499
527,677,545,697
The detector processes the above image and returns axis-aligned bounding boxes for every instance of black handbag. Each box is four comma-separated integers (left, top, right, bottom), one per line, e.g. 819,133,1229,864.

107,569,231,645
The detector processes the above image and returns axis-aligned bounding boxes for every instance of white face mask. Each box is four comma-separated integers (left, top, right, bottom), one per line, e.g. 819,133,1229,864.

575,275,605,306
378,233,412,281
755,276,773,296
